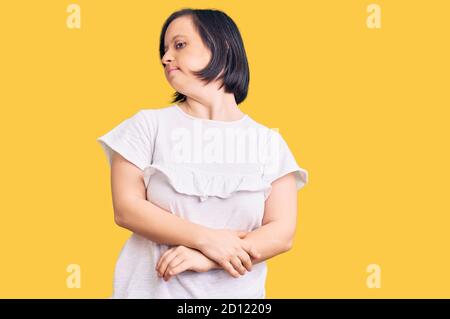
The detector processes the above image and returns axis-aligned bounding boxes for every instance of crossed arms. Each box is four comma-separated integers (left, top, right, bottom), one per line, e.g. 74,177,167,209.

110,151,299,281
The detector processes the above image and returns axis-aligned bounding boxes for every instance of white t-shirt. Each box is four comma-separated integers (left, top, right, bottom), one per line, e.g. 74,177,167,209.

97,104,309,299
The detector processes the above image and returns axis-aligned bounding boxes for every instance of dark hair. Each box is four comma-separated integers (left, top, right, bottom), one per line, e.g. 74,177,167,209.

159,8,250,105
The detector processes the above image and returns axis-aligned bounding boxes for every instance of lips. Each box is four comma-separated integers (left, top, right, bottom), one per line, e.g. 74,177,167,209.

168,68,179,74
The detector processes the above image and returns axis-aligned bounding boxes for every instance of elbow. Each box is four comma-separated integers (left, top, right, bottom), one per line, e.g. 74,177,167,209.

284,239,294,252
273,238,293,253
114,213,126,228
114,209,129,228
113,198,138,229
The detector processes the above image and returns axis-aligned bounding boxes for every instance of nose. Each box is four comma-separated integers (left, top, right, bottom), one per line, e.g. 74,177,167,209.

161,52,173,67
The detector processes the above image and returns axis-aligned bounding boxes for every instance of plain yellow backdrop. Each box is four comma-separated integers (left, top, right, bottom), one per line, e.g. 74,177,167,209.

0,0,449,298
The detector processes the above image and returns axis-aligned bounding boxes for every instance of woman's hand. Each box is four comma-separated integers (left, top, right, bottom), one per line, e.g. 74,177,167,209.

155,245,219,281
196,229,261,278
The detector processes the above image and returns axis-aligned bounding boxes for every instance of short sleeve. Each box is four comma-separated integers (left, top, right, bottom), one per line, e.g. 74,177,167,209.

96,110,155,171
261,130,309,197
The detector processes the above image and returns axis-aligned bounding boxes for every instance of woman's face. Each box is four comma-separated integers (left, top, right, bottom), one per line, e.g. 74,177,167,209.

162,15,214,96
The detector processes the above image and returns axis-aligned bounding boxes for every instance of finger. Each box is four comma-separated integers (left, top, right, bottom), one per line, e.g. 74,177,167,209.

236,231,248,239
156,247,173,270
220,260,241,278
159,250,178,277
241,242,261,259
168,260,190,277
156,251,169,275
238,250,253,272
251,248,262,259
158,250,178,278
230,256,246,276
163,255,184,281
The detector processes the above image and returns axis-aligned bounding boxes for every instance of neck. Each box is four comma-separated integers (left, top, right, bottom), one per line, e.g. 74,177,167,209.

180,96,245,121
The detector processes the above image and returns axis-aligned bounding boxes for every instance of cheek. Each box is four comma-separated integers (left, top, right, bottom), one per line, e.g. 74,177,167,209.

181,50,211,72
166,50,211,88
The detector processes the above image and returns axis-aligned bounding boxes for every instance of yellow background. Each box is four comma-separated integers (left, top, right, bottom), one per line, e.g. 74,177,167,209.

1,0,449,298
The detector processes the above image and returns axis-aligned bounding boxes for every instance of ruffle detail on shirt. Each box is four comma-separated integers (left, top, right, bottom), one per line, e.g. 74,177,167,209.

261,167,309,200
143,163,271,202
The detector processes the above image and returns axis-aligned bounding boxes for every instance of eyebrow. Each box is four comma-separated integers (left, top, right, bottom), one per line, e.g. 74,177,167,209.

164,34,187,51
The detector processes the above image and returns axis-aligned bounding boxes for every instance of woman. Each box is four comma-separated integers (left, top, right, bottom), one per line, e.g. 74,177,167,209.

97,8,308,298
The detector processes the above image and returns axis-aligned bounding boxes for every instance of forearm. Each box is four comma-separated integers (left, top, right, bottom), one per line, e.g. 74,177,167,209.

116,198,207,249
208,221,292,270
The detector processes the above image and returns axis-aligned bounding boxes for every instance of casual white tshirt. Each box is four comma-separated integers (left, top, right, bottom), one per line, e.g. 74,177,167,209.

97,104,309,299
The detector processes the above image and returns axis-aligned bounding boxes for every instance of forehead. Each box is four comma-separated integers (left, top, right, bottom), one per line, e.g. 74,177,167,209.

164,16,196,45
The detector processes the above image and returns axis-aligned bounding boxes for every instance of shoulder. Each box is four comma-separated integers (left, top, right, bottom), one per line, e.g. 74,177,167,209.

244,116,285,146
134,104,178,128
138,104,176,119
139,104,176,116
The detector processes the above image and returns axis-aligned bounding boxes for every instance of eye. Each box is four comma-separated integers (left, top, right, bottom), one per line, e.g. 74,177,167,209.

175,42,186,49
